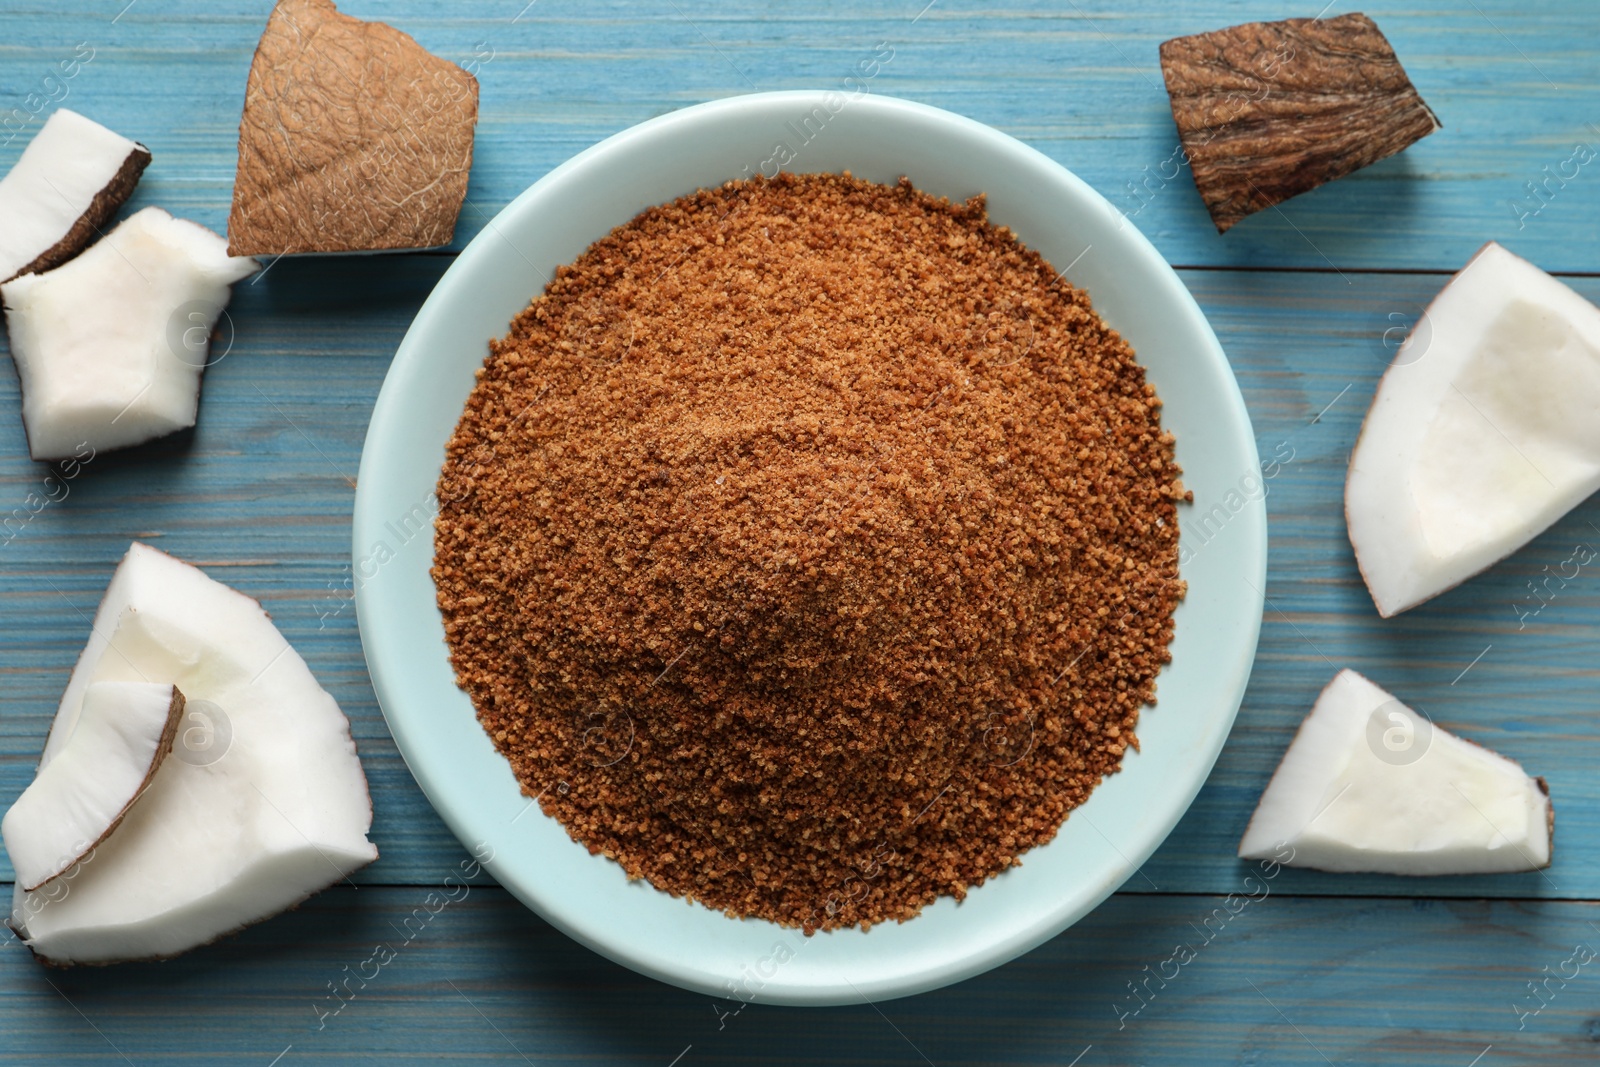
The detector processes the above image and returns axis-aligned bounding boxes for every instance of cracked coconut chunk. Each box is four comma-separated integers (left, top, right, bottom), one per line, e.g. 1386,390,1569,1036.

0,108,150,283
1240,669,1552,875
7,543,377,965
1346,242,1600,617
1,207,257,462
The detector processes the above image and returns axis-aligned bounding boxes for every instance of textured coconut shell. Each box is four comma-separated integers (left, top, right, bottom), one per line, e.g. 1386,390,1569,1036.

226,0,479,256
1159,13,1440,233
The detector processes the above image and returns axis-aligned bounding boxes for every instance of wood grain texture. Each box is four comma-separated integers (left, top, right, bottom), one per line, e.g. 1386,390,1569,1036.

0,0,1599,1062
0,2,1596,270
1142,267,1600,901
3,888,1600,1065
4,262,1597,897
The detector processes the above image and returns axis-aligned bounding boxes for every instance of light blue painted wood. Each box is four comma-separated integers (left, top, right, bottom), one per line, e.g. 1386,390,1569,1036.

1,1,1599,1062
1145,269,1600,900
2,889,1599,1065
8,264,1598,897
0,2,1595,271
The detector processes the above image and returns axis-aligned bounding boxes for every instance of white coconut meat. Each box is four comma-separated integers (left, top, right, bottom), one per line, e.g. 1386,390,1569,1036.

2,682,183,892
0,108,150,283
1239,669,1552,875
1,206,258,462
1346,242,1600,617
12,543,377,965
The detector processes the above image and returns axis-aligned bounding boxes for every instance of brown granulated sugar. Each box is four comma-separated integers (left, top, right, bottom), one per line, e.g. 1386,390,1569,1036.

432,171,1188,933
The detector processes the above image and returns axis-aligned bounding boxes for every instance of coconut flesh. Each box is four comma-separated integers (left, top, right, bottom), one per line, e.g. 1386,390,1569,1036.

1346,241,1600,617
1239,668,1552,875
2,682,183,893
0,108,150,284
1,206,257,462
7,543,377,965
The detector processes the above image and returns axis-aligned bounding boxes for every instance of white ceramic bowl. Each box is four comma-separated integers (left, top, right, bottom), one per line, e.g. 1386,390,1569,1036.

354,91,1265,1006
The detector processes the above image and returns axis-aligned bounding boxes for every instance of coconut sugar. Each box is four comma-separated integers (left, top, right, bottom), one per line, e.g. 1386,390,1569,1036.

432,172,1187,932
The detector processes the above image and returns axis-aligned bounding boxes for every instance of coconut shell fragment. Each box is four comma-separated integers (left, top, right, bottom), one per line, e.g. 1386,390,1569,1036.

2,682,185,893
1159,13,1440,232
0,108,150,284
226,0,479,256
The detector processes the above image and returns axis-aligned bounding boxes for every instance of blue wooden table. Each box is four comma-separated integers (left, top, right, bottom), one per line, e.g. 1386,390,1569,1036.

3,1,1600,1063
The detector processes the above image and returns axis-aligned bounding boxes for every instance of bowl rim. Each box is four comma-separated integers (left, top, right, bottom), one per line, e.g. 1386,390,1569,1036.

355,89,1265,1006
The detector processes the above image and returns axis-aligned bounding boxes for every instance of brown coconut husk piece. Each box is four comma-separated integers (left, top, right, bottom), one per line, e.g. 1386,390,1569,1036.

226,0,479,255
1159,13,1440,232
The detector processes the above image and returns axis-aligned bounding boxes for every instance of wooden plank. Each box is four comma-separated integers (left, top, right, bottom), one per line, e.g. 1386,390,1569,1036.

0,255,468,883
2,0,1599,1060
3,261,1598,898
0,1,1595,272
1142,267,1600,899
2,887,1598,1065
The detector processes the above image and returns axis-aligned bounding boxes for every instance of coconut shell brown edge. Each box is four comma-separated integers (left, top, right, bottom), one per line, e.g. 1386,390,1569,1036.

4,143,150,285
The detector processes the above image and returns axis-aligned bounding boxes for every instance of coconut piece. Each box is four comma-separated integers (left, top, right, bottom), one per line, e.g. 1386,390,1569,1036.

11,543,377,966
1159,14,1440,232
1345,242,1600,617
1,206,257,462
1239,669,1552,875
2,682,184,893
0,108,151,283
226,0,479,255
